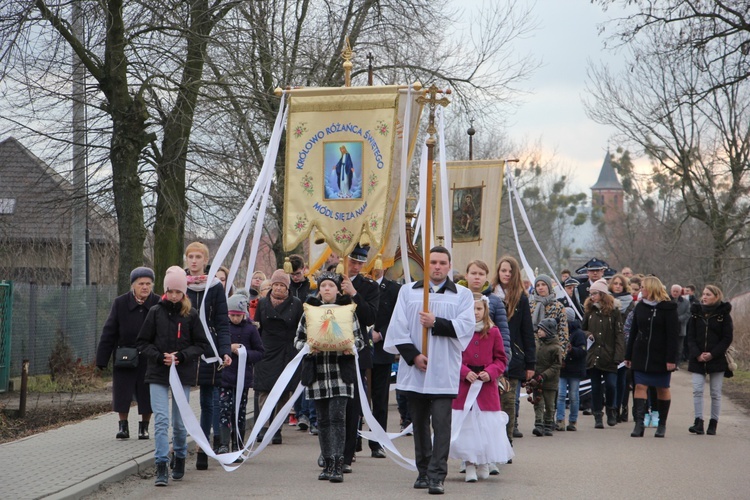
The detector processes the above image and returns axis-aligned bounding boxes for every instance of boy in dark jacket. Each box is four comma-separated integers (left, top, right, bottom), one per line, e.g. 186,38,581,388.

555,308,587,431
217,291,264,456
137,266,211,486
528,318,561,437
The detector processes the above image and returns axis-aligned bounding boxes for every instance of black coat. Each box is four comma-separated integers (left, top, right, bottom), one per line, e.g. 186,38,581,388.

186,280,231,386
96,291,159,369
560,319,587,379
221,319,264,388
349,274,379,370
253,294,304,392
136,299,211,386
687,302,733,375
289,278,312,302
506,293,536,380
373,277,401,365
625,300,679,373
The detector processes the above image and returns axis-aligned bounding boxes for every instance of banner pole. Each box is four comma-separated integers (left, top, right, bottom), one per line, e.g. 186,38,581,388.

416,85,450,356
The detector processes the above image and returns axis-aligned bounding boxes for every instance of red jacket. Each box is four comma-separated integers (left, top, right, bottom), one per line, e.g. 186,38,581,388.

452,326,508,411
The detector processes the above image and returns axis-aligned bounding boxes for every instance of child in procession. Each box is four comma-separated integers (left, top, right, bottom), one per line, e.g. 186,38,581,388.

217,290,264,456
555,308,587,431
137,266,211,487
449,293,513,482
528,318,562,436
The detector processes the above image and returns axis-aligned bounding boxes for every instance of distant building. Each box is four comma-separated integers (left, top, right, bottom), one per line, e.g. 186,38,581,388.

0,137,118,284
590,151,624,215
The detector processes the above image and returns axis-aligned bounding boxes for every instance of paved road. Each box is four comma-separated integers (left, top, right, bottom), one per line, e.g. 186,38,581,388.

2,371,749,499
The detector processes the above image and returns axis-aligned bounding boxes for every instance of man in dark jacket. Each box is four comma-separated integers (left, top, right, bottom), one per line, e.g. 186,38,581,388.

184,242,232,470
339,244,379,470
573,258,609,315
367,266,401,458
288,254,312,301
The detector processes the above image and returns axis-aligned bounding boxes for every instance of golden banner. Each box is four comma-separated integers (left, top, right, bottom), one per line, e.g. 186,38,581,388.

435,159,505,270
284,87,414,258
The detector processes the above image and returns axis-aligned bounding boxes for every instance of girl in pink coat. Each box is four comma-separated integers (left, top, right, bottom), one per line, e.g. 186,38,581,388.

450,294,514,482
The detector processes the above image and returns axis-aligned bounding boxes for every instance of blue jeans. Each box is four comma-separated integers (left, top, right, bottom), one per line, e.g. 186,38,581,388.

150,383,191,464
293,392,317,425
590,368,617,412
556,377,581,423
200,385,220,440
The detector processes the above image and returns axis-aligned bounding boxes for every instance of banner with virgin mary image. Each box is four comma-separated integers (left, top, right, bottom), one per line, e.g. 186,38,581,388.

284,86,420,258
434,159,504,269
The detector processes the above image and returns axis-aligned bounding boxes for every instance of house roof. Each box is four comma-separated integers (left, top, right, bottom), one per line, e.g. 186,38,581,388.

0,137,116,243
591,151,623,191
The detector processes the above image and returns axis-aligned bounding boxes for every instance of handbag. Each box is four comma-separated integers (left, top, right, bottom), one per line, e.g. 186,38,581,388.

497,375,511,395
724,345,737,378
114,346,139,369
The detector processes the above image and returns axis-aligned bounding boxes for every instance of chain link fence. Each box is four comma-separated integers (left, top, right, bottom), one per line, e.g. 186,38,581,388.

8,283,119,378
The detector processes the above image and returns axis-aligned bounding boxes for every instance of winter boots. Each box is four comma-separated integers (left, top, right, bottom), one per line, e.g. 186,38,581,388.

631,398,646,437
532,420,544,436
319,457,333,480
654,400,670,438
707,418,718,435
566,421,577,431
155,462,169,486
138,421,149,439
218,426,231,455
555,420,566,431
196,451,208,470
689,417,705,435
172,456,185,481
620,403,629,423
606,407,618,426
513,421,523,438
116,420,129,439
329,456,344,483
593,411,604,429
543,421,554,436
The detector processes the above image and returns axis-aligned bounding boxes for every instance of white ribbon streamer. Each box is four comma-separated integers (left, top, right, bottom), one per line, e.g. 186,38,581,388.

450,381,482,444
398,86,414,283
437,106,451,250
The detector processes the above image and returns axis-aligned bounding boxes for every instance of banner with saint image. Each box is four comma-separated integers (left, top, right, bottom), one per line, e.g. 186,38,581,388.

434,159,504,269
284,86,417,258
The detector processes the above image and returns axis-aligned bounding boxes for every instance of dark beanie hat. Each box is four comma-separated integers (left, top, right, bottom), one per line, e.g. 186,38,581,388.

130,266,155,284
538,318,558,338
316,271,343,291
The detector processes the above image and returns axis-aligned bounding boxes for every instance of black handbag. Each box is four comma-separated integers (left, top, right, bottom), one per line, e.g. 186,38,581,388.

114,346,139,369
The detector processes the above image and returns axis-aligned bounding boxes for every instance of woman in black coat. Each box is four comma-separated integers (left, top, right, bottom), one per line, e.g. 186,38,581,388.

96,267,159,440
686,285,733,436
625,276,679,438
253,269,304,444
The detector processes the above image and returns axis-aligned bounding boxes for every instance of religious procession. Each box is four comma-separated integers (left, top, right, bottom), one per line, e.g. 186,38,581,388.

1,2,748,498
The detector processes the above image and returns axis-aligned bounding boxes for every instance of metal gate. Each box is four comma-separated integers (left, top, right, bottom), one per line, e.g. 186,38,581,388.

0,281,12,392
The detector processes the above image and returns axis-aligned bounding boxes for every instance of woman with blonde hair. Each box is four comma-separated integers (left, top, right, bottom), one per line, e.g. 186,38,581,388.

625,276,679,438
686,285,733,436
492,256,535,442
583,279,624,428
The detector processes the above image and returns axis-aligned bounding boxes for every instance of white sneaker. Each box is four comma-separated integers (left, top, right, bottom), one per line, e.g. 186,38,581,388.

465,464,477,482
477,463,490,479
489,462,500,475
459,460,466,473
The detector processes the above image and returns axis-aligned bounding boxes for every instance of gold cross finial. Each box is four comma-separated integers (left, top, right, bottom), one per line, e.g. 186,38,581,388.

342,36,354,87
416,84,451,145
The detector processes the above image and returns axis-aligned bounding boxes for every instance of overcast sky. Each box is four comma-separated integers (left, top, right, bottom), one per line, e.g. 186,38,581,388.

459,0,632,192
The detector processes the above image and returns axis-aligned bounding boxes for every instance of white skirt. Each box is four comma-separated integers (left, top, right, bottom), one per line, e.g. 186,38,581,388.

449,408,514,465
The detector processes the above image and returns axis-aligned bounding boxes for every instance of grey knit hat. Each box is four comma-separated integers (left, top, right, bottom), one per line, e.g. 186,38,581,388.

538,318,557,338
130,266,155,284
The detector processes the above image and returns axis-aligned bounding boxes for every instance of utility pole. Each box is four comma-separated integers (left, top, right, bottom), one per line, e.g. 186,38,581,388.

71,0,88,286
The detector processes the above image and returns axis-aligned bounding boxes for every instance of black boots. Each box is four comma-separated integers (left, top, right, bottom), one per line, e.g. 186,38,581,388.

155,462,169,486
319,457,333,480
620,403,629,423
329,456,344,483
172,456,185,481
654,399,670,438
116,420,129,439
138,421,149,440
594,412,604,429
606,407,618,426
631,398,646,437
196,451,208,470
689,417,705,435
218,427,231,454
543,421,554,436
707,418,718,435
532,421,544,436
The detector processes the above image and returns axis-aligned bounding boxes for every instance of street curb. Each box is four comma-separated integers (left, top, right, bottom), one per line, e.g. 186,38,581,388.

44,451,155,500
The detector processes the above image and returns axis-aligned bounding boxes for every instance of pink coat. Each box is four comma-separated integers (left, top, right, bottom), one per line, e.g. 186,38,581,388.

452,326,508,411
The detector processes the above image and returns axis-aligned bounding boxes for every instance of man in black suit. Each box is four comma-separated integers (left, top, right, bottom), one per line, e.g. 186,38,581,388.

339,244,380,471
367,266,401,458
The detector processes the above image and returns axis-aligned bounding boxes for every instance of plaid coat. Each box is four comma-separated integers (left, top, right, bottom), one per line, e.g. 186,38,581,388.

294,295,365,400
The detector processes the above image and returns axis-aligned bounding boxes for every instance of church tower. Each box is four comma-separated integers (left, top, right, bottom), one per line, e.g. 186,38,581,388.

591,151,624,214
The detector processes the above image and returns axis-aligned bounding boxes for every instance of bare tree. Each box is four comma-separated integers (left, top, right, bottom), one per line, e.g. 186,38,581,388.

585,28,750,285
